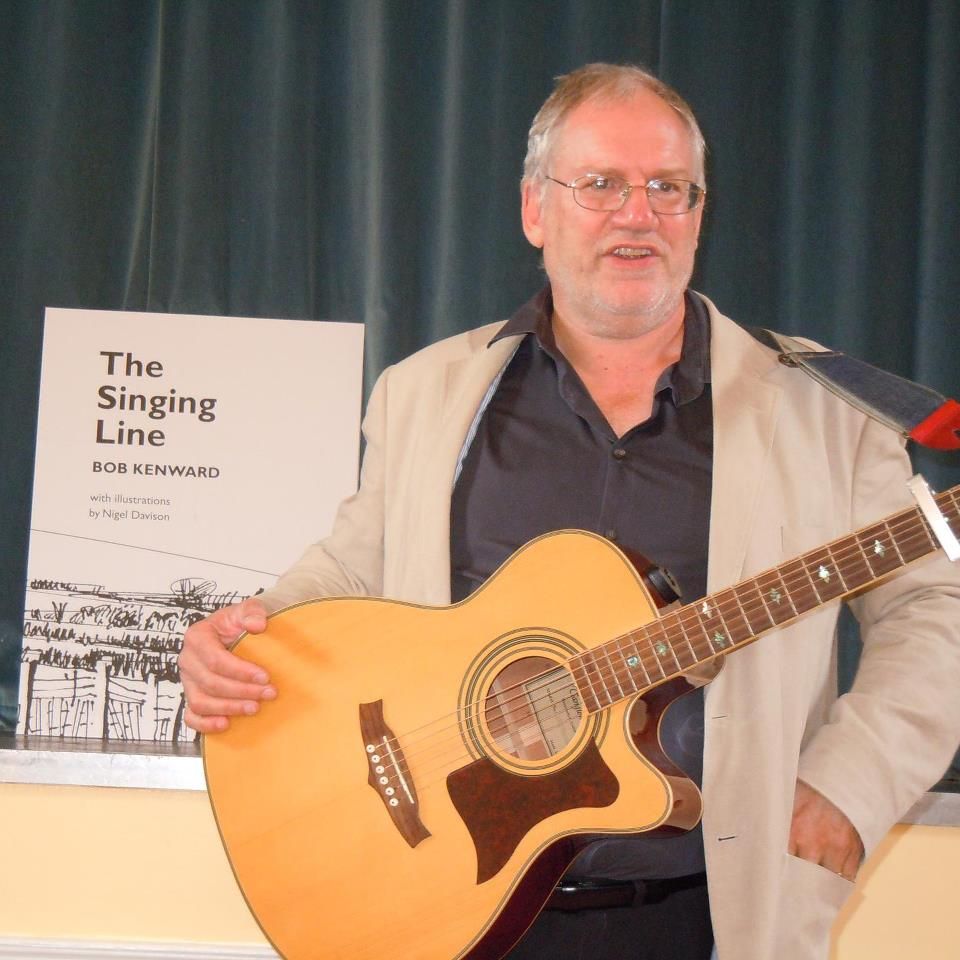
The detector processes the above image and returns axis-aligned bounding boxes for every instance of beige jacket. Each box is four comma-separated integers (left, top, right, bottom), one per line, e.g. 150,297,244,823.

262,295,960,960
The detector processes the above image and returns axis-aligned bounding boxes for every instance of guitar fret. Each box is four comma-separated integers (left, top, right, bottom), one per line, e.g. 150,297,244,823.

574,654,604,713
802,548,845,602
731,584,767,637
711,591,735,650
833,532,872,590
669,619,699,670
906,512,939,561
613,642,642,695
825,542,851,591
600,644,627,700
740,580,776,633
779,559,819,613
644,630,670,679
754,570,791,624
591,651,615,707
692,605,716,656
717,588,754,646
625,631,654,686
778,566,800,617
946,490,960,529
858,522,902,578
800,555,827,604
695,592,732,654
659,623,681,673
943,491,960,543
661,613,699,666
944,491,960,546
753,576,778,624
678,624,701,666
908,512,934,558
851,531,879,584
884,519,906,565
777,560,813,620
664,633,683,672
730,589,751,635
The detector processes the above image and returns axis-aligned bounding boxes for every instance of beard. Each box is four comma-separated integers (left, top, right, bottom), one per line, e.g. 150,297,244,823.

550,258,694,340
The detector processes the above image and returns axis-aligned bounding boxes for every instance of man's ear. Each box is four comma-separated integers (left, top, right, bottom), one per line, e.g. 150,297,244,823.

520,179,545,249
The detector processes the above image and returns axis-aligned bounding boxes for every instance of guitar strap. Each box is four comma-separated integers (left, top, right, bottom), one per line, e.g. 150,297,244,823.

746,326,960,451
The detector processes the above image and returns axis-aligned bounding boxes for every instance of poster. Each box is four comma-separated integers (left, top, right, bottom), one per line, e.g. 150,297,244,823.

18,308,364,742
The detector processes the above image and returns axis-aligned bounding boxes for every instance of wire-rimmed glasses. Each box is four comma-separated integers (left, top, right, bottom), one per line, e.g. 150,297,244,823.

545,174,705,214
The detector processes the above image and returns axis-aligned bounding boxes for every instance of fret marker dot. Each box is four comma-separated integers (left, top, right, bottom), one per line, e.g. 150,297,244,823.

701,601,712,616
626,656,640,668
713,632,727,648
818,564,831,582
873,540,885,556
769,589,782,604
655,642,668,657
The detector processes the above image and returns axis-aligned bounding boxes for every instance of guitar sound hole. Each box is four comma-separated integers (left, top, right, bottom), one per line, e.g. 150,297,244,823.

484,657,582,761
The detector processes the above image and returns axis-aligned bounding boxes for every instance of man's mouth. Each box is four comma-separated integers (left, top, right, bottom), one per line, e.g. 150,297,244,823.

609,245,657,259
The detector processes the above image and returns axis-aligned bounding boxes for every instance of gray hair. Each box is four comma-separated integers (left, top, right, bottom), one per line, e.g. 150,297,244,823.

522,63,707,186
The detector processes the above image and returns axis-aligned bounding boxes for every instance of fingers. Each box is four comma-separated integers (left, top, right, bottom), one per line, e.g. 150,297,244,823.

183,704,230,735
178,599,276,733
212,597,269,645
789,780,864,881
182,690,272,734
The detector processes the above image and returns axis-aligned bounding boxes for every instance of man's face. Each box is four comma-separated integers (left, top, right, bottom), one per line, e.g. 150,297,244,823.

521,90,704,338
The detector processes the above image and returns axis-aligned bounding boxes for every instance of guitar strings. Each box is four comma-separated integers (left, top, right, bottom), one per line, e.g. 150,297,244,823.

367,498,956,795
574,494,958,703
361,497,957,801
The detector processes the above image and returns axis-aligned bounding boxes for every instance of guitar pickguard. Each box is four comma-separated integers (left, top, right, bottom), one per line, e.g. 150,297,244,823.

446,740,619,884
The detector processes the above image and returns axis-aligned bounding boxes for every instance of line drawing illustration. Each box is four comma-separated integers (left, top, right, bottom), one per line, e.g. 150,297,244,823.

19,533,272,742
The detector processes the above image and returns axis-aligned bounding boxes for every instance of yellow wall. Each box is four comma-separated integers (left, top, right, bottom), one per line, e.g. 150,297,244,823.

0,782,266,945
833,821,960,959
0,780,956,956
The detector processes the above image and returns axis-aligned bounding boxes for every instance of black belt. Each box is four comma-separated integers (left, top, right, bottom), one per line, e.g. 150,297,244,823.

545,872,708,912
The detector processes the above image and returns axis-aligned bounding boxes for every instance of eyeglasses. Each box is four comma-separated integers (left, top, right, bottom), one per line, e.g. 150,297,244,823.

545,174,706,215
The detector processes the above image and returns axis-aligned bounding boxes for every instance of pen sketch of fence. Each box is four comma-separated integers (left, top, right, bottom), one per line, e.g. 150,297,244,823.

18,577,248,742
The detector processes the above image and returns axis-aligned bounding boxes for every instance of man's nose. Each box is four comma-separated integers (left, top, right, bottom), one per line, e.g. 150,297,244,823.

611,184,658,226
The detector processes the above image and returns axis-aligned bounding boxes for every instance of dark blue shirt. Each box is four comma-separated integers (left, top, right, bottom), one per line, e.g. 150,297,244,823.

449,286,714,879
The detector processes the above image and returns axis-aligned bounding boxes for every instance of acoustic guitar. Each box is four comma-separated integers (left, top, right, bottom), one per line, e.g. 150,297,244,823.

203,479,959,960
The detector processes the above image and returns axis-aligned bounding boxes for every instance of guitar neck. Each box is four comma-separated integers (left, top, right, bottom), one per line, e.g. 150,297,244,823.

572,483,960,713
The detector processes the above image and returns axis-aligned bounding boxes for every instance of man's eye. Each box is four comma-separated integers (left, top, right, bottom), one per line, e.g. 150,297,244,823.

649,179,680,195
585,176,615,191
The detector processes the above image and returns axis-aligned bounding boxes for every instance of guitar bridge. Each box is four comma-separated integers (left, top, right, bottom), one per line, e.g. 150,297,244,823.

359,700,431,848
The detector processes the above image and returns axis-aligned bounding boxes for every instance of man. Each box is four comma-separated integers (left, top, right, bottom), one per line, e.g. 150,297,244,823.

179,64,960,959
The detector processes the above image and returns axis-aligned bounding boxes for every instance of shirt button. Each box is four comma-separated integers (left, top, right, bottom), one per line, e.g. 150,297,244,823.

612,447,627,460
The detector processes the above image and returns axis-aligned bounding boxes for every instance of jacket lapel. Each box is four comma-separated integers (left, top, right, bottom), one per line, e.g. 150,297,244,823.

706,303,784,594
403,327,524,604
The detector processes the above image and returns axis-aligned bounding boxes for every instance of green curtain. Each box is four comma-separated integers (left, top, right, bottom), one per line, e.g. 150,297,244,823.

2,0,957,742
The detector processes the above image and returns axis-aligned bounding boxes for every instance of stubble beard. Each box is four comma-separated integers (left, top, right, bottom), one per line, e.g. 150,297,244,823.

564,268,692,340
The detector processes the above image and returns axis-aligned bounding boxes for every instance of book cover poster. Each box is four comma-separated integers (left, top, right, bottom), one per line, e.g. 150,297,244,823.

19,308,364,743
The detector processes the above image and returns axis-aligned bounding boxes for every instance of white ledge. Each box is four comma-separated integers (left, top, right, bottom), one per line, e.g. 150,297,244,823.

0,735,204,791
0,938,276,959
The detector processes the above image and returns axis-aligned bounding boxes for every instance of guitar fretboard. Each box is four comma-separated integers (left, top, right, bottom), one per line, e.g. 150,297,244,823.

570,484,960,713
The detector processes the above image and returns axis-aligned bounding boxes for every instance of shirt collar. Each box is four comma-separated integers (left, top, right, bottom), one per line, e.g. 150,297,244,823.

490,285,712,405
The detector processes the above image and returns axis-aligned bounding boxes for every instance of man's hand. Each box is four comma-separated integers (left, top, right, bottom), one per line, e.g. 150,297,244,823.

178,597,275,734
789,780,864,882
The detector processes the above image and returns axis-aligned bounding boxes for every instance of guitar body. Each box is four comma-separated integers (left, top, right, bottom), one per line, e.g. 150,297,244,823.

203,531,702,960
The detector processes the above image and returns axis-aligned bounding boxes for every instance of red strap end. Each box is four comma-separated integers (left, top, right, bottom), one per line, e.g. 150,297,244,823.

909,399,960,450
